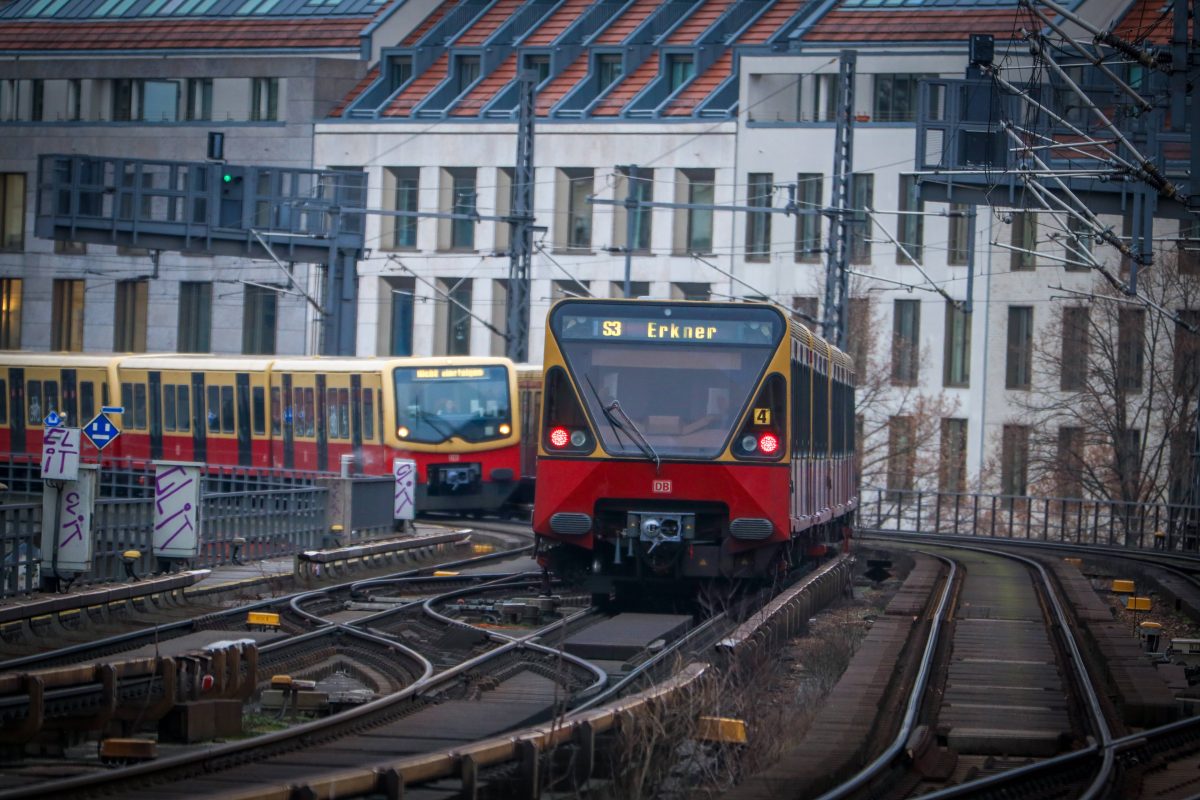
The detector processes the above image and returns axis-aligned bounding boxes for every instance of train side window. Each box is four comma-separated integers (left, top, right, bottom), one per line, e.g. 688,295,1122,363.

134,384,147,429
0,379,6,425
27,381,42,424
338,388,349,439
44,381,59,420
207,385,220,430
81,381,95,422
177,386,189,431
220,386,234,433
271,387,281,435
164,384,177,432
292,388,304,435
252,387,265,435
327,388,340,438
362,389,374,440
102,383,109,406
121,382,132,420
303,388,315,436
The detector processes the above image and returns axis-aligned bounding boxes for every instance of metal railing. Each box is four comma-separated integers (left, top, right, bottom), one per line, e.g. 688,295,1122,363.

858,487,1200,552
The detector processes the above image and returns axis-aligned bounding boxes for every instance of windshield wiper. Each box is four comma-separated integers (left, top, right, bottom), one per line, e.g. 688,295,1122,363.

583,377,659,470
415,408,455,440
584,376,630,450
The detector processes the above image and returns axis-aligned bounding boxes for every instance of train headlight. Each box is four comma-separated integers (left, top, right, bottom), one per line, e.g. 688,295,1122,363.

549,426,570,448
499,423,511,436
397,425,410,439
741,434,758,452
759,433,780,455
570,429,587,447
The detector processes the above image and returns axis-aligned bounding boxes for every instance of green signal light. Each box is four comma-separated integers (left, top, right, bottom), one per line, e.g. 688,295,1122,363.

223,173,233,183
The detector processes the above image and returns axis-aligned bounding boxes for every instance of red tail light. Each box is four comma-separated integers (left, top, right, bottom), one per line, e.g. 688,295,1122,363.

758,432,780,454
549,426,570,448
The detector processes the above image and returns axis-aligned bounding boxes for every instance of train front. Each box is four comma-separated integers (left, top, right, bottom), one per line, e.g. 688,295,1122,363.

534,299,791,598
386,359,521,514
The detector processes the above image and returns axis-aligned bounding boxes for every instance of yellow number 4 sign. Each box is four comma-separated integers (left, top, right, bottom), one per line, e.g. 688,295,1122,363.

753,408,771,425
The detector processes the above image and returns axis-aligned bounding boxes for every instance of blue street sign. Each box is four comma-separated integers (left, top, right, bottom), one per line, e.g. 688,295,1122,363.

83,413,121,451
43,411,62,428
101,406,125,414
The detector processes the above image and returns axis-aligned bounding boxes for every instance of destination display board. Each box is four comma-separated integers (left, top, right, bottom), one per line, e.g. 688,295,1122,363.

555,305,781,346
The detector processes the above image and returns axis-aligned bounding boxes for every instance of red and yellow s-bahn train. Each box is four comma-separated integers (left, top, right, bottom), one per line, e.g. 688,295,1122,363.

532,299,857,601
0,352,541,514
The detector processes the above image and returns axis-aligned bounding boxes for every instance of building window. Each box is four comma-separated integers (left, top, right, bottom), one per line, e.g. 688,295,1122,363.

667,55,694,92
1057,426,1084,498
791,295,819,326
250,78,279,121
850,173,873,264
388,55,413,93
440,168,477,251
891,299,919,385
385,167,420,250
178,281,212,353
1118,307,1144,392
1,173,24,252
847,297,869,375
940,418,967,492
0,278,21,349
52,278,85,352
552,279,590,300
887,415,915,496
947,202,970,265
598,55,623,91
795,173,822,263
67,79,82,121
55,240,86,255
611,280,650,298
677,168,714,254
1061,306,1089,391
671,282,710,301
436,277,472,356
943,301,970,387
559,168,593,251
185,78,212,121
1177,220,1200,275
1011,211,1037,270
242,284,277,354
897,174,923,262
141,80,178,122
1001,424,1030,497
525,54,551,85
614,166,652,253
382,276,414,356
457,56,481,93
30,80,43,122
745,173,773,261
872,73,930,122
1175,309,1200,395
1065,215,1092,271
114,279,148,352
112,78,134,121
1006,306,1033,389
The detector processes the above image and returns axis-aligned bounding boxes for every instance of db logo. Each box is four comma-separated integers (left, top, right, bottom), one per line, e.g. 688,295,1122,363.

652,479,672,494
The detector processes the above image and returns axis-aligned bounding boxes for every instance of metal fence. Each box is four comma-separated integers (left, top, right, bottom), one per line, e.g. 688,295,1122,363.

0,462,396,600
857,487,1200,552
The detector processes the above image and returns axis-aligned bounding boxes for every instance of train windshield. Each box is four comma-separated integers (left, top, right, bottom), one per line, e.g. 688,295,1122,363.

551,302,784,458
393,365,513,444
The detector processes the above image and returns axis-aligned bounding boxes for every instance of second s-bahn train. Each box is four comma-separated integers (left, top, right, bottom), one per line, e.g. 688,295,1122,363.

532,298,857,600
0,352,541,514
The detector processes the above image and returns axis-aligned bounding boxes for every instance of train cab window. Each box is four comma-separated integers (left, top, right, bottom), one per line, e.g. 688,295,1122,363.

164,385,177,431
177,386,189,431
338,388,349,438
0,379,6,425
220,386,234,433
270,387,281,435
207,386,220,430
252,387,265,435
133,384,147,429
80,381,95,422
362,389,374,440
27,381,42,424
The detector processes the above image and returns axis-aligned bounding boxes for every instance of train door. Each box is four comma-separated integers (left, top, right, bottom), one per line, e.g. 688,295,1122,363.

8,368,24,454
148,371,163,460
236,372,251,467
191,372,206,463
350,374,363,470
282,373,294,469
315,373,328,471
62,369,78,427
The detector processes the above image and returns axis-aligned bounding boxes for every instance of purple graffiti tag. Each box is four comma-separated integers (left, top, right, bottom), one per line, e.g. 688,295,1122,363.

156,502,194,549
155,466,194,515
59,490,85,546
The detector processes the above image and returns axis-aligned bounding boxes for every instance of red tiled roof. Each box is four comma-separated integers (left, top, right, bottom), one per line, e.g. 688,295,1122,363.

1111,0,1172,44
383,51,448,116
666,0,733,43
662,51,731,116
329,65,379,118
450,52,515,115
596,0,658,44
534,51,587,114
402,2,449,45
524,0,590,45
453,0,521,46
803,8,1024,41
736,0,804,43
0,17,368,50
591,55,658,116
